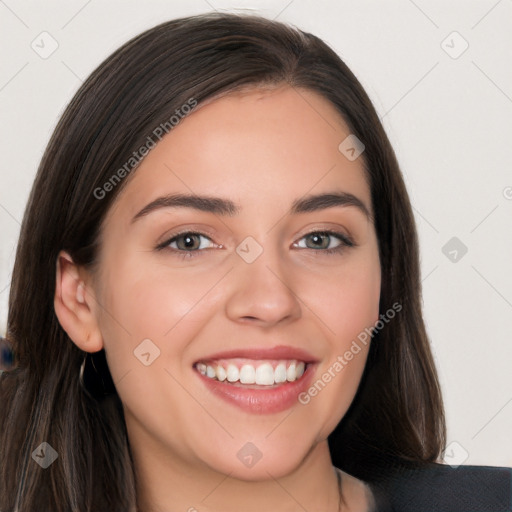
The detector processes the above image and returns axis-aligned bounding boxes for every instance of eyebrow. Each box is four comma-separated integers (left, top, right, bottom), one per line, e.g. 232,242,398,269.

131,190,372,224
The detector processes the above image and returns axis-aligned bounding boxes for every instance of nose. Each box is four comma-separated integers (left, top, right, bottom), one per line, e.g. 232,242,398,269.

224,244,302,328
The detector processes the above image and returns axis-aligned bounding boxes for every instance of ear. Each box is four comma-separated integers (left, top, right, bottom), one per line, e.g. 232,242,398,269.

54,250,104,353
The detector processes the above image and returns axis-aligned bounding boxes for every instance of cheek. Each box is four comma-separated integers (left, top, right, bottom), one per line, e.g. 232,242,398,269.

95,255,222,378
332,272,380,339
303,249,381,343
93,258,214,437
99,250,202,330
294,249,380,435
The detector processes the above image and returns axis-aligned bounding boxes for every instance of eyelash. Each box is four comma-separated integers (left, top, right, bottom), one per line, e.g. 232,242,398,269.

156,229,355,260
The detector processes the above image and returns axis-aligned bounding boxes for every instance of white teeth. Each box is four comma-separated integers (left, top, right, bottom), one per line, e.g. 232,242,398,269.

195,359,307,386
286,362,296,382
239,364,256,384
226,364,240,383
255,363,274,385
274,363,287,383
216,365,227,382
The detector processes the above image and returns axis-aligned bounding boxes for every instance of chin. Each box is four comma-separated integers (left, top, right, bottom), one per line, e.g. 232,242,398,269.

196,434,317,481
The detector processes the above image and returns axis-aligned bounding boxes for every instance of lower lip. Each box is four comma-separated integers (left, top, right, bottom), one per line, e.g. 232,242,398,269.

195,364,316,414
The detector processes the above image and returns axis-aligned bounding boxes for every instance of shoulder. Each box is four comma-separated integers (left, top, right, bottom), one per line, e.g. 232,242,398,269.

369,463,512,512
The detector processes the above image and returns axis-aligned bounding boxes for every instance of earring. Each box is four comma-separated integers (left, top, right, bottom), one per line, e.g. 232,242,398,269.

79,354,87,386
78,350,117,400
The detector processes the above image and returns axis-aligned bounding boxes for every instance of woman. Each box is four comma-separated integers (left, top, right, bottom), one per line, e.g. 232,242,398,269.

0,12,509,512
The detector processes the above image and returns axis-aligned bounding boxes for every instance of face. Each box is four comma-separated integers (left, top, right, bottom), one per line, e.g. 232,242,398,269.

86,85,381,481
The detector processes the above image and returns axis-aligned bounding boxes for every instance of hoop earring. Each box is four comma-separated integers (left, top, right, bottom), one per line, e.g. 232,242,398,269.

79,353,96,400
79,355,87,387
78,350,116,400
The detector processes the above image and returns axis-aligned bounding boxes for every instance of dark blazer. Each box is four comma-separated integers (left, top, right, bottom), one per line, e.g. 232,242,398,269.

369,463,512,511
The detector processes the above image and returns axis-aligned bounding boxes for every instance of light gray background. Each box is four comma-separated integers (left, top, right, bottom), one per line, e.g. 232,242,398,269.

1,0,511,467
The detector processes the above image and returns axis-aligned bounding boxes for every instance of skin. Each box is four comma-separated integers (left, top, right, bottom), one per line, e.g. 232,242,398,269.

55,85,381,511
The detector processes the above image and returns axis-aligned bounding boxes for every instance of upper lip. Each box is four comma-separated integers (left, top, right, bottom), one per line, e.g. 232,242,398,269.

195,345,319,364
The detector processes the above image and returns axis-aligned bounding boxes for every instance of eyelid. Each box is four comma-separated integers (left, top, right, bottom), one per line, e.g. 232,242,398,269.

155,229,220,252
291,230,354,256
156,227,355,259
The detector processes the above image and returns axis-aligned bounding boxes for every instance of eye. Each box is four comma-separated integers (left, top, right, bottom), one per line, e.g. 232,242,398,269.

156,231,218,259
294,230,354,255
156,229,354,260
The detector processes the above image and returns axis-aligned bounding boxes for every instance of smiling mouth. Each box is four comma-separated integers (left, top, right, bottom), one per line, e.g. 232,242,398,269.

194,359,307,387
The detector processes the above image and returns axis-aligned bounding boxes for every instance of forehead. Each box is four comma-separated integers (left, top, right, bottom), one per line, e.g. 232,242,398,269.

108,85,372,221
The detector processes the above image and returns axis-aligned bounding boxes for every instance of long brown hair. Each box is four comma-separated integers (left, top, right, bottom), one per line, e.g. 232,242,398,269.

0,12,445,511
